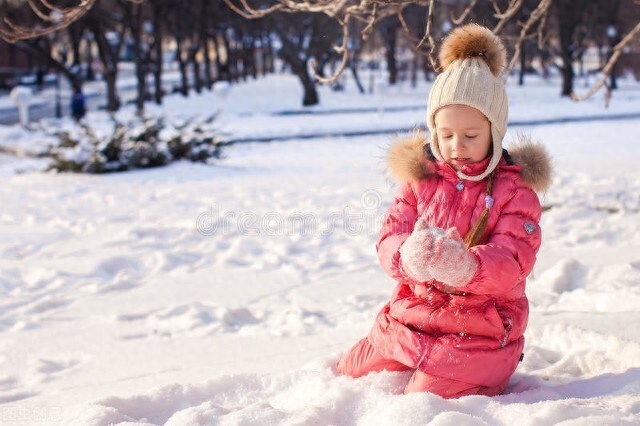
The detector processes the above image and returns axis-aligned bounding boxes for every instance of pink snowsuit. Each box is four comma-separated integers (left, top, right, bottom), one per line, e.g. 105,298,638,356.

338,136,551,398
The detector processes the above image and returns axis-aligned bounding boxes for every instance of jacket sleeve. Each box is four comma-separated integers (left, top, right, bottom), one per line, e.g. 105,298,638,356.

376,183,419,281
459,185,542,296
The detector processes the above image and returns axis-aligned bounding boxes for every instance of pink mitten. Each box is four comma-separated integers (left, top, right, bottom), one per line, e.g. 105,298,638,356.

399,218,446,282
426,228,478,287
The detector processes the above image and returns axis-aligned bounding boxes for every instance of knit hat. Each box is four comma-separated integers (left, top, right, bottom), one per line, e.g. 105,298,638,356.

427,23,508,181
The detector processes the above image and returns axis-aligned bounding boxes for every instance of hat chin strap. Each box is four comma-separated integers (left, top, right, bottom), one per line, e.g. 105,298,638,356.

456,153,500,181
430,128,503,182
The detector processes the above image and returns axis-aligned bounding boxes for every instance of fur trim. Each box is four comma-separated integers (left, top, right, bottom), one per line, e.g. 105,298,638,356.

387,130,431,182
439,23,506,77
508,135,553,192
387,132,553,192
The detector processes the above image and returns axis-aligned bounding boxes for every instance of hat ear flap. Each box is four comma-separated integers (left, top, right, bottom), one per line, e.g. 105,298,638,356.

429,131,444,162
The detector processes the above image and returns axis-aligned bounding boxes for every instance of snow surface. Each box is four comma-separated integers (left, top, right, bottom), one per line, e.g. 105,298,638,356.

1,72,640,425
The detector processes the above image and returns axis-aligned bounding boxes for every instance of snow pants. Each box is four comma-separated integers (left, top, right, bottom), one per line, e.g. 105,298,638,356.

336,337,507,398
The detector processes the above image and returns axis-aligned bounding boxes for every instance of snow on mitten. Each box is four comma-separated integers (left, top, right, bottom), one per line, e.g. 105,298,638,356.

399,218,446,282
426,227,478,287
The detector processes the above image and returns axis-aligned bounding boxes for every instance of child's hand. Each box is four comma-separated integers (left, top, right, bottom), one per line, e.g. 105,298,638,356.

426,228,478,287
399,218,445,282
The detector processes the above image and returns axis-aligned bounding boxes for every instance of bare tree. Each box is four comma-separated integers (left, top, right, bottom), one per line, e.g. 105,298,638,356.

149,0,167,104
548,0,590,96
0,0,98,42
125,0,149,115
224,0,640,104
12,34,83,91
377,15,400,85
268,11,342,105
4,0,638,109
0,0,149,113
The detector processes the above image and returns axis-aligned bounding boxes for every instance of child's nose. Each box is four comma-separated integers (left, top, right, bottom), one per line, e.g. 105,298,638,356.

451,136,464,150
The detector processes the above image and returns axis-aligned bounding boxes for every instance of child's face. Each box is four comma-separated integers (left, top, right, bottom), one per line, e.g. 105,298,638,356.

435,104,492,171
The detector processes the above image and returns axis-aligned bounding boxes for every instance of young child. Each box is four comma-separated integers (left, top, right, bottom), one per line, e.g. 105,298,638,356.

337,23,552,398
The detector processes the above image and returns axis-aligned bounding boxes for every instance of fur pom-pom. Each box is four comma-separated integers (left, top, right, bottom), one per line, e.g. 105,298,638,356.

439,23,506,77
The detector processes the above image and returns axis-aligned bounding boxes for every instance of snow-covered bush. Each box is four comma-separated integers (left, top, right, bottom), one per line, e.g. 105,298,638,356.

48,114,223,173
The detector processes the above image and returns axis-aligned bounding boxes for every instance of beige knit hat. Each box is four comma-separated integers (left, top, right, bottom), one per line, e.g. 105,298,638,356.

427,23,508,181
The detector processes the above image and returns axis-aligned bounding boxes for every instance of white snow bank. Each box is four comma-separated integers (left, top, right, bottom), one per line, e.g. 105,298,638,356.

0,73,639,425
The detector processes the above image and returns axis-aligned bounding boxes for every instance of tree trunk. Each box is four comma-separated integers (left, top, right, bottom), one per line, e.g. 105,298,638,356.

220,31,234,82
191,48,203,94
68,24,82,70
176,37,189,96
423,56,432,82
203,38,213,89
132,3,146,116
281,44,317,105
264,34,275,74
349,55,365,94
192,0,207,92
410,53,418,88
560,60,574,96
210,35,221,81
245,34,257,79
381,23,398,85
87,0,135,112
609,34,620,90
152,3,164,105
518,39,526,86
92,24,120,111
236,27,247,81
211,35,222,81
610,66,618,90
260,34,269,75
386,51,397,85
287,56,318,106
299,64,318,106
105,71,119,111
555,0,583,97
85,40,95,82
274,26,319,106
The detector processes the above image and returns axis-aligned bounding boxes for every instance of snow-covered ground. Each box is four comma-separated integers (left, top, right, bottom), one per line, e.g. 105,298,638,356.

1,72,640,425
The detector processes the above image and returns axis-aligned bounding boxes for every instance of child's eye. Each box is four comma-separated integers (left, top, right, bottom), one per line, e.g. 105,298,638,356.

441,134,453,140
466,135,478,139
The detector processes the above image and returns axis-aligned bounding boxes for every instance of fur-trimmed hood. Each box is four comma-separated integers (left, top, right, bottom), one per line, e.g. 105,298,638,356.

387,131,553,192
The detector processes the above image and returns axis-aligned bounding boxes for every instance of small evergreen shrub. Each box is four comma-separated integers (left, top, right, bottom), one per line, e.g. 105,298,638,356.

49,114,223,173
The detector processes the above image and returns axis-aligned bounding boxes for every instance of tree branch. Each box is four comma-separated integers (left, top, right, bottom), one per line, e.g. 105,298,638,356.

571,20,640,106
503,0,552,78
0,0,143,42
492,0,523,34
451,0,476,25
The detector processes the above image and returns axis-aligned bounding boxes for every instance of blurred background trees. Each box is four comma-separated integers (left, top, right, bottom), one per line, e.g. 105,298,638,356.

0,0,639,110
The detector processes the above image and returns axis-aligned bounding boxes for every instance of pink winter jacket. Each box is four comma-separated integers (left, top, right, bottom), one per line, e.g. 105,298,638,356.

368,133,552,391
